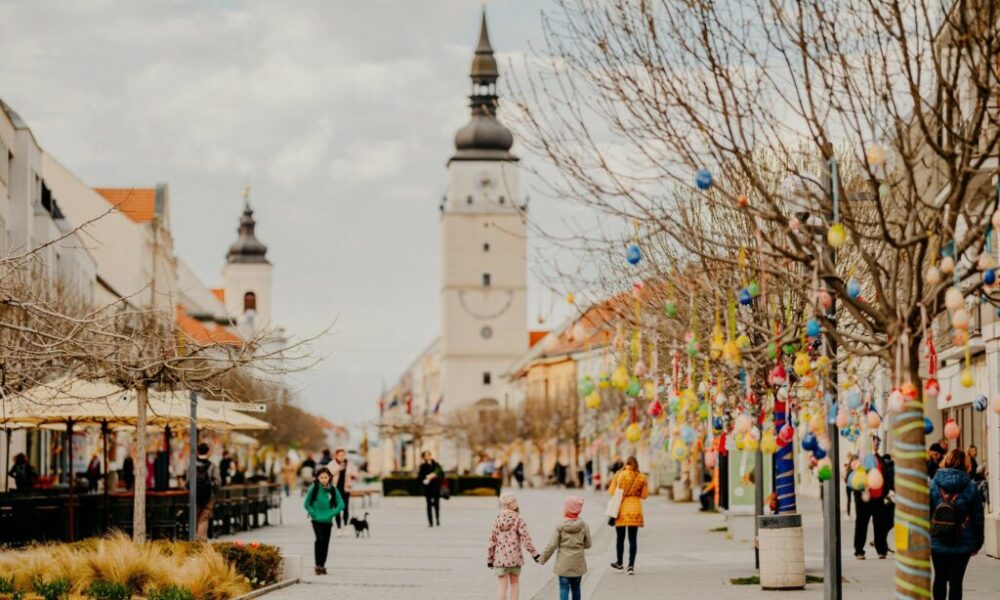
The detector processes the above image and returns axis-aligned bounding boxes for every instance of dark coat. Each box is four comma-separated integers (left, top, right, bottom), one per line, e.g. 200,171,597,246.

930,468,984,555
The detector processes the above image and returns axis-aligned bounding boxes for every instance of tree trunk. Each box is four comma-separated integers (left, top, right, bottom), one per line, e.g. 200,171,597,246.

133,386,148,543
893,337,930,598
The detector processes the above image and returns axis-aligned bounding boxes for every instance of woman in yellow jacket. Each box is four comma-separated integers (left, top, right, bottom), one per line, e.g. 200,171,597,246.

608,456,648,575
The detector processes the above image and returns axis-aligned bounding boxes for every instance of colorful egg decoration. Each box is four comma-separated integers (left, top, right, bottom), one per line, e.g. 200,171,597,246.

867,468,884,491
739,288,753,305
748,280,761,297
578,376,596,397
778,424,795,446
992,396,1000,414
973,394,988,412
926,266,942,286
816,458,833,481
585,391,602,410
612,366,630,390
847,277,861,300
940,255,955,274
851,468,868,491
735,414,753,434
818,290,833,310
625,423,642,443
984,269,997,285
626,244,642,265
647,398,663,417
801,431,818,452
671,439,688,460
827,223,847,248
924,416,934,435
633,360,648,378
598,373,611,389
945,287,964,312
867,410,882,429
846,389,863,409
626,377,642,398
951,308,970,331
664,301,678,318
923,378,940,400
806,318,821,338
960,367,974,388
944,418,960,441
793,352,811,376
695,168,713,190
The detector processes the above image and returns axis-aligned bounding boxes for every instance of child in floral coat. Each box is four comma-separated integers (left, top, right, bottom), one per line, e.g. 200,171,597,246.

487,492,539,600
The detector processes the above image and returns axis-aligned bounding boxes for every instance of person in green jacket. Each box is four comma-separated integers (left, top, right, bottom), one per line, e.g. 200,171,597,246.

304,467,345,575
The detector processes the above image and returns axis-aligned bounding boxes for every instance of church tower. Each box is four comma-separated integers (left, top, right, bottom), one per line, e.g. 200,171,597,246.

440,11,528,414
222,197,272,334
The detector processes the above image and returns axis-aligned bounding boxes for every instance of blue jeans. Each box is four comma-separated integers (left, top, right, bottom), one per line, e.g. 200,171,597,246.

558,576,582,600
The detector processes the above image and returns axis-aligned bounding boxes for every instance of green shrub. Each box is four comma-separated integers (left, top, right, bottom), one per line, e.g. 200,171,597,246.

462,487,500,497
84,581,130,600
382,475,502,496
211,543,282,588
32,579,70,600
0,577,16,594
387,489,409,497
145,586,194,600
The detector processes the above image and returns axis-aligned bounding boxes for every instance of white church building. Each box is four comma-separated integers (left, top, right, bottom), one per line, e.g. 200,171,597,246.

376,12,529,473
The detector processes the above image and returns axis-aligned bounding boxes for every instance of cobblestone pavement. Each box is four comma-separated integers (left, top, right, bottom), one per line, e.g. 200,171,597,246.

227,488,1000,599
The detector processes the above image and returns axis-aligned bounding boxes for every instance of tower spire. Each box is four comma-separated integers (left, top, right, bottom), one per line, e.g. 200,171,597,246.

471,9,498,84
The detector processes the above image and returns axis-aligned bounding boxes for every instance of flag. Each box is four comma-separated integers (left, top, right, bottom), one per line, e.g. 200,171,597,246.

432,396,443,414
405,392,413,415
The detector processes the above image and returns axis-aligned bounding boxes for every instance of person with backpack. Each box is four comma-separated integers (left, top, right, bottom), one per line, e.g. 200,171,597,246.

194,443,220,541
304,467,345,576
930,449,984,600
538,496,591,600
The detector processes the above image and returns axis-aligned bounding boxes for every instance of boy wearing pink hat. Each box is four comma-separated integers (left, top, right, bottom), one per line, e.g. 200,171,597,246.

539,496,592,600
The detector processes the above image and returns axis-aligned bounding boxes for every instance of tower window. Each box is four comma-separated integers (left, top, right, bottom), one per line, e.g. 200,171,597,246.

244,291,257,312
483,372,492,385
483,242,490,252
499,196,505,204
467,195,473,204
482,273,491,287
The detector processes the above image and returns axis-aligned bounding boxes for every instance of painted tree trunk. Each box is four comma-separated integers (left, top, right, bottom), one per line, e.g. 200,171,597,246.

774,397,796,513
132,386,148,543
893,341,930,598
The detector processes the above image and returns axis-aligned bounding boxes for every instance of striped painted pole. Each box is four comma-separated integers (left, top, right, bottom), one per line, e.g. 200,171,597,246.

774,395,796,513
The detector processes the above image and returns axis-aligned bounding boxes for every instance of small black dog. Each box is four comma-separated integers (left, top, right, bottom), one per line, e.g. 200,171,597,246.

350,512,370,538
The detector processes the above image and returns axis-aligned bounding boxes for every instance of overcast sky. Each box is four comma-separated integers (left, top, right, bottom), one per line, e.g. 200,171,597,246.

0,0,583,434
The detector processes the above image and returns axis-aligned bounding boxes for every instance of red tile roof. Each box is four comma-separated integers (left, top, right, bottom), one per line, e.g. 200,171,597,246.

94,188,156,223
211,288,225,303
529,330,548,348
176,306,243,346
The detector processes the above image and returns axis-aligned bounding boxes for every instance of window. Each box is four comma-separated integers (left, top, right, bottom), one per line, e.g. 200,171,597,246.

483,242,490,252
243,291,257,312
483,372,492,385
467,195,473,204
482,273,491,287
0,139,7,184
498,195,505,204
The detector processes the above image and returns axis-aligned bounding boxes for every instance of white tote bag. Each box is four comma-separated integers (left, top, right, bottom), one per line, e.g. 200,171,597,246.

605,487,624,525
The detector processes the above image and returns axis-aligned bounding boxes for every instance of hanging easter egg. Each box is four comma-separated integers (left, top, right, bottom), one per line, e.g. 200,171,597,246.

738,194,749,208
669,395,681,414
806,318,821,338
944,418,960,441
680,425,697,445
945,287,964,312
778,424,794,446
722,340,740,366
923,378,939,400
625,423,642,444
951,308,970,331
851,468,868,491
783,342,797,355
644,381,657,401
766,342,778,360
714,392,727,408
867,469,884,492
612,366,629,390
626,243,642,265
846,389,863,410
816,458,833,481
860,454,876,470
992,396,1000,414
671,438,688,460
695,168,713,190
633,360,648,378
647,399,663,418
626,377,642,398
984,269,997,286
704,450,718,469
697,402,709,420
818,289,833,310
866,144,887,166
681,388,698,411
761,430,778,455
793,352,811,376
827,222,847,248
735,414,753,434
809,414,824,435
712,416,724,433
960,367,974,388
598,373,611,389
578,376,596,397
836,408,849,428
566,292,575,304
736,334,751,349
978,252,997,271
687,338,699,357
926,266,942,286
973,394,988,412
952,330,968,347
744,433,760,452
847,277,861,300
887,390,905,413
939,255,955,274
710,334,724,360
738,288,753,306
664,301,678,318
867,410,882,429
814,356,832,373
584,391,602,410
768,363,788,386
924,416,934,435
801,431,818,452
747,280,761,298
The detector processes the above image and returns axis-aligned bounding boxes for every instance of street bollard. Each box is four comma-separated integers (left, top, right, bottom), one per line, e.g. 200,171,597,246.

757,513,805,590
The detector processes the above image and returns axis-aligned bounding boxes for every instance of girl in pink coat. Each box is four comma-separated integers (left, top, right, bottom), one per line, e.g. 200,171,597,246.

487,493,539,600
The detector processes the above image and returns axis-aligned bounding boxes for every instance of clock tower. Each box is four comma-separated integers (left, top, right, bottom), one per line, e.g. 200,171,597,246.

440,11,527,415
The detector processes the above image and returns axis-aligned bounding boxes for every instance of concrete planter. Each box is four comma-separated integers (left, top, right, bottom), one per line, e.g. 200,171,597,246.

757,513,805,590
671,479,692,502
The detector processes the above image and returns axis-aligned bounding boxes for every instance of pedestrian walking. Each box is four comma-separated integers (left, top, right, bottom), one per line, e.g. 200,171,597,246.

513,461,525,489
538,496,591,600
928,443,945,480
121,455,135,491
329,448,359,536
304,467,345,576
281,457,296,497
487,493,539,600
319,448,332,467
608,456,648,574
85,454,101,493
219,450,234,486
854,439,893,559
298,453,317,495
930,449,984,600
417,451,444,527
194,443,220,541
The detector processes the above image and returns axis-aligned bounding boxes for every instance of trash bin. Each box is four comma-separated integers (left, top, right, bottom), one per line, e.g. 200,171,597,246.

757,513,805,590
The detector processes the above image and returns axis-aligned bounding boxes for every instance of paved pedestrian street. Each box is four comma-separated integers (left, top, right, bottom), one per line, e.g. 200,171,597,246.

221,489,1000,599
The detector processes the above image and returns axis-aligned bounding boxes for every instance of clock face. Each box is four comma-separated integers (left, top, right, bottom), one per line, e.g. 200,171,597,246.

479,172,494,189
480,326,493,339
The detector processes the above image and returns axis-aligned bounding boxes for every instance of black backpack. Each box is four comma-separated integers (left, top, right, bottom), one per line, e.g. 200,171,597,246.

931,487,968,542
196,460,215,504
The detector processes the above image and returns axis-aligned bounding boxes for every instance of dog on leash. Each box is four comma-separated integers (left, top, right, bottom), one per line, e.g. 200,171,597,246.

350,513,370,538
